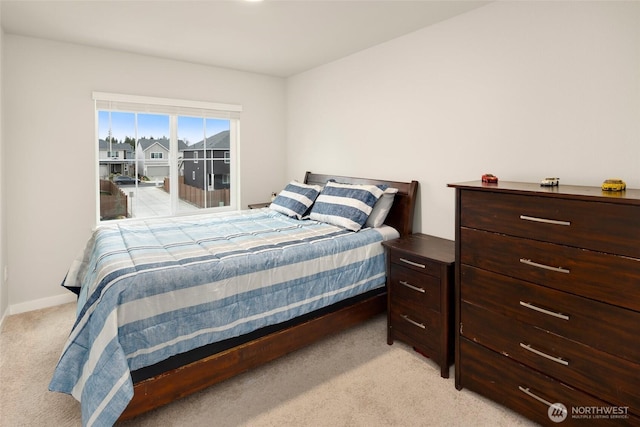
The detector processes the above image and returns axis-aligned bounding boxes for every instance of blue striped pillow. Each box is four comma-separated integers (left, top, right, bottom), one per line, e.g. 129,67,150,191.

309,181,387,231
269,181,322,219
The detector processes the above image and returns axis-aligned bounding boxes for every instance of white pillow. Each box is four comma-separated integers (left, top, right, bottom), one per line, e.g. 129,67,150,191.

365,187,398,228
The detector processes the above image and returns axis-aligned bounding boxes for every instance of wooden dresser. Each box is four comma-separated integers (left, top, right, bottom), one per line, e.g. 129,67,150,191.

448,181,640,425
382,233,455,378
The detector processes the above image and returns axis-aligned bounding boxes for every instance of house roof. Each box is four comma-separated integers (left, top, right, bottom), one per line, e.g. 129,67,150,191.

98,139,133,154
137,137,189,152
187,131,230,150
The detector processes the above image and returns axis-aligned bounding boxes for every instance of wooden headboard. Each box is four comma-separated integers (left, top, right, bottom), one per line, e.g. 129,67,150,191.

304,171,419,236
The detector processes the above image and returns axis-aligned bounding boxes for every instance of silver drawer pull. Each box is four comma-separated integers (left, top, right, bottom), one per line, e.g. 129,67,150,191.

518,386,554,407
520,301,569,320
520,215,571,226
400,258,426,269
520,258,570,274
401,314,426,330
520,343,569,366
399,280,426,293
519,386,569,421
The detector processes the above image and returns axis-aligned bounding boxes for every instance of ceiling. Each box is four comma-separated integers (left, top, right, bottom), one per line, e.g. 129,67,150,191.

0,0,488,77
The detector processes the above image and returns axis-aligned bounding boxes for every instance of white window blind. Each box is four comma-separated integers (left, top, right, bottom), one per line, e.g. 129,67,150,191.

93,92,242,120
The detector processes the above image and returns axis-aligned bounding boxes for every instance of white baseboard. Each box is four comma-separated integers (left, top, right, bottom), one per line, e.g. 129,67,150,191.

9,293,77,315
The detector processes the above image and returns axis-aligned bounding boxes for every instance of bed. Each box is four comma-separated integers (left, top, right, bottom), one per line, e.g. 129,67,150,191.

49,171,418,426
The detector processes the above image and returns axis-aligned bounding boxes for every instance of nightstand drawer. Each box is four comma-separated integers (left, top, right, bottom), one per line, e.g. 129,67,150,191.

389,308,440,351
389,264,440,312
388,252,442,278
390,295,440,328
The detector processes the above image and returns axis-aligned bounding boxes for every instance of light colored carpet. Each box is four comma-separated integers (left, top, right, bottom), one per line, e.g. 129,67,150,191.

0,303,538,426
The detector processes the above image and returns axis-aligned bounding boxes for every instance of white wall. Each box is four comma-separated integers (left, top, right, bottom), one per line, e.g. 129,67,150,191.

3,35,286,311
3,1,640,312
0,12,6,322
286,1,640,239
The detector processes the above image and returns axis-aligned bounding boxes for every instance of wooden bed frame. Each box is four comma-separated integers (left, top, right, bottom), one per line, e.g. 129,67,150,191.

119,172,419,420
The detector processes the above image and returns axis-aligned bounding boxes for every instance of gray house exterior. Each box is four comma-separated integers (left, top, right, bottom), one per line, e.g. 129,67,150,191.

182,131,230,191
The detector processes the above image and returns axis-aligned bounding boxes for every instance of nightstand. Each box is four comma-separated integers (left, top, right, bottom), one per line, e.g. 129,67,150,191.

382,233,455,378
247,202,271,209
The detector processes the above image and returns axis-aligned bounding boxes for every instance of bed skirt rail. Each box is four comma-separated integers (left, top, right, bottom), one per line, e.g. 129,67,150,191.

119,291,387,421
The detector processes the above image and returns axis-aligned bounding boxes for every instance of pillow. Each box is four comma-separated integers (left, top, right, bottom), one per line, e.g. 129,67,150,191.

365,187,398,228
309,181,387,231
269,181,322,219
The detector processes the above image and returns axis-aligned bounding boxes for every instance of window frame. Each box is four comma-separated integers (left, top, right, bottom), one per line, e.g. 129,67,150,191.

94,92,242,225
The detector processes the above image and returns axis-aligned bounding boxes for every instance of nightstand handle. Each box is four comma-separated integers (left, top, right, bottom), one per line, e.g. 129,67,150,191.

399,258,426,269
401,314,426,330
399,280,426,293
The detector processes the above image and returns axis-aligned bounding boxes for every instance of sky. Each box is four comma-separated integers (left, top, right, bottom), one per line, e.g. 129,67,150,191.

98,111,230,146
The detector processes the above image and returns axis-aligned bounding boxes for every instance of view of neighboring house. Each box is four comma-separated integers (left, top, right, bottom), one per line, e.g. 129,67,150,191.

98,137,190,183
135,137,189,183
183,131,231,191
98,139,134,179
136,138,169,181
98,134,229,191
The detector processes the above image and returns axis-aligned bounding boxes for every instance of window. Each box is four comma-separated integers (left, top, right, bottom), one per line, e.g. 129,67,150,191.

95,92,241,223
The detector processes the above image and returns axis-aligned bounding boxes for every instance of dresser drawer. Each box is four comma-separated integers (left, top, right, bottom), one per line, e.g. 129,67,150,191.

459,338,638,426
460,228,640,312
389,264,440,312
460,190,640,258
388,251,442,278
461,303,640,413
460,265,640,364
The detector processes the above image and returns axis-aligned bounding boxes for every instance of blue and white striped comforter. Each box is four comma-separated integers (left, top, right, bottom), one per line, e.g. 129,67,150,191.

49,208,396,426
